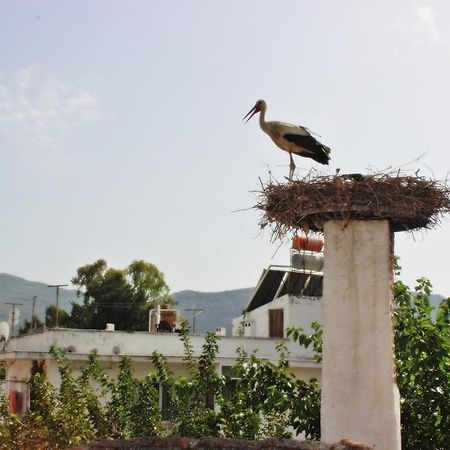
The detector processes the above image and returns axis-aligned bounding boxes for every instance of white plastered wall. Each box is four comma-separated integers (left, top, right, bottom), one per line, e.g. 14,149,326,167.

321,220,401,450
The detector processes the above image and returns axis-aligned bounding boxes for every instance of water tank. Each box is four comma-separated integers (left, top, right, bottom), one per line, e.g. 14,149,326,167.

291,253,324,272
292,235,324,252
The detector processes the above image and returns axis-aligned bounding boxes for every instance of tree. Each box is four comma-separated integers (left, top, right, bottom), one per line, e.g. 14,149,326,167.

18,316,44,335
288,264,450,450
394,275,450,450
70,259,172,331
45,304,71,328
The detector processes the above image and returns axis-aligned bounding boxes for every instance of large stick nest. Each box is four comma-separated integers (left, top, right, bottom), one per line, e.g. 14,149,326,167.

257,172,450,237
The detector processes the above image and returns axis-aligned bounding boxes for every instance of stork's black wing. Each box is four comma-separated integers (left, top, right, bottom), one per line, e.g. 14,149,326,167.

284,133,331,165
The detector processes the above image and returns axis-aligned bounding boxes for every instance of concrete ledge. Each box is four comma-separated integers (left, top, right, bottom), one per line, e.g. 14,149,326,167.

71,437,371,450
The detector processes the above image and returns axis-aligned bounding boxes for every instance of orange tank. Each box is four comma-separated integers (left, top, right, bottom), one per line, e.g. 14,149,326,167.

292,235,324,252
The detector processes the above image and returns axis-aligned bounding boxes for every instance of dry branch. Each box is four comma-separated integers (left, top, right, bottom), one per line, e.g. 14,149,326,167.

256,172,450,239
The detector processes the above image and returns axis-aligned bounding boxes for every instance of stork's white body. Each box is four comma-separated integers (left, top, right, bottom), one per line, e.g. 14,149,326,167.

244,99,331,180
259,118,311,156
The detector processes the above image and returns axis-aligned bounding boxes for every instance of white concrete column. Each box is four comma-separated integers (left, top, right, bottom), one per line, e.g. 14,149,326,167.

321,220,401,450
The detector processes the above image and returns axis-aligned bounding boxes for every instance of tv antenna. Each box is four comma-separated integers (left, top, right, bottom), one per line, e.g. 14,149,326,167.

185,306,204,334
48,284,68,327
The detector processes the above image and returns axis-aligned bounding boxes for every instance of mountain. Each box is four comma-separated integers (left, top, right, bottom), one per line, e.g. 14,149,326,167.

0,273,254,335
0,273,78,333
173,288,254,335
3,272,446,337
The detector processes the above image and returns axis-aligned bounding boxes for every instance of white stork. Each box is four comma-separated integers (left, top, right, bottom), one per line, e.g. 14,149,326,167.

243,99,331,180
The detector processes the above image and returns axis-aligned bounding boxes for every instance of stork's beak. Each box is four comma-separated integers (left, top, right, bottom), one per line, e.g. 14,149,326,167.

243,105,259,123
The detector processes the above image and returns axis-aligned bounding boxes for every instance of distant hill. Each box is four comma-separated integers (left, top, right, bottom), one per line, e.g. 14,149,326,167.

0,273,78,333
1,272,446,336
173,288,254,335
0,273,254,335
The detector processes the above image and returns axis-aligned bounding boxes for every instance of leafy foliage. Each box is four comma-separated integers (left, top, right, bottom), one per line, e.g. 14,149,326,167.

0,322,320,447
24,348,93,448
69,259,173,331
17,316,44,336
287,321,322,363
287,264,450,450
394,275,450,450
152,322,222,438
4,267,449,448
45,305,71,329
218,345,297,439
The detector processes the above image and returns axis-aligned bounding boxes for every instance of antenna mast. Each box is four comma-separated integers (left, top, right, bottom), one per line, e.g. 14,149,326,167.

47,284,68,327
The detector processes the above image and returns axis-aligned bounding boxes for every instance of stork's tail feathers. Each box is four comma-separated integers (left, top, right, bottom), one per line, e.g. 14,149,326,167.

314,144,331,165
283,133,331,165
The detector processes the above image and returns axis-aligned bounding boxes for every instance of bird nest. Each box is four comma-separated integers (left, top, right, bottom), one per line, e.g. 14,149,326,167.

256,172,450,238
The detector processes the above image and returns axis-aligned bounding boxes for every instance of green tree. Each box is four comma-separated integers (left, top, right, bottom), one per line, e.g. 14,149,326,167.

70,259,172,331
18,316,44,335
394,276,450,450
27,346,94,448
151,321,221,438
288,267,450,449
45,304,71,328
218,343,320,440
0,324,322,447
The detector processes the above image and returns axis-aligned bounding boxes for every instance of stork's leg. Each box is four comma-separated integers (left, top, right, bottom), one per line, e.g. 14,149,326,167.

289,153,296,180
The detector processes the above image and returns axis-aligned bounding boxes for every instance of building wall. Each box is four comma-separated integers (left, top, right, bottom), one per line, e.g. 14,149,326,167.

2,327,321,415
285,296,322,335
6,329,316,365
44,358,190,394
232,295,322,340
6,359,34,415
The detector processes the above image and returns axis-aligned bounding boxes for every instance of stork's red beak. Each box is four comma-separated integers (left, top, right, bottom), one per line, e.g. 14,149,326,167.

243,105,259,123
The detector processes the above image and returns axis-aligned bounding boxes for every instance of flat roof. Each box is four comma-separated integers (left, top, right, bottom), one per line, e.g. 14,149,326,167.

0,329,319,368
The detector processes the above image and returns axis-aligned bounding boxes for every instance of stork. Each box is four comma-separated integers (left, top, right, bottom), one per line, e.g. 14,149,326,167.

243,99,331,180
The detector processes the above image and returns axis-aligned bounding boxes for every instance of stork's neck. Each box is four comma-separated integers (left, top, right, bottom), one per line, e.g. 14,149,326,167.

258,106,267,131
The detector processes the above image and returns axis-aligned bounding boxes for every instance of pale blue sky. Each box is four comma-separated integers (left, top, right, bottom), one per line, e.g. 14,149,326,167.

1,1,450,295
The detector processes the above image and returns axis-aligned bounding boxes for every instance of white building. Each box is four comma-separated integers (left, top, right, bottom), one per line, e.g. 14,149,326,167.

232,264,323,339
1,250,323,416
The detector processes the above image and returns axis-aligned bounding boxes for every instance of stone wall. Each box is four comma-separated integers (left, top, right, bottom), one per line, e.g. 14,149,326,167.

72,437,370,450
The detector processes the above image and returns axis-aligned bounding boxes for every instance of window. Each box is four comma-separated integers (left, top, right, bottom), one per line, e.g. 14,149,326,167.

269,309,284,338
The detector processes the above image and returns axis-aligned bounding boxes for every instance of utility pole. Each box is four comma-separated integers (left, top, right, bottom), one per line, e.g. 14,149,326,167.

185,307,204,334
48,284,68,328
6,302,23,337
31,295,37,329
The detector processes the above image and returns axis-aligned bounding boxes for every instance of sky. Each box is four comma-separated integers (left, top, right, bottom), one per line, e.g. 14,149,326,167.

1,1,450,295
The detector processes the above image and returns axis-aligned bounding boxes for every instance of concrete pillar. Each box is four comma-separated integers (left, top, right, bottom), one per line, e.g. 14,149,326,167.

321,220,401,449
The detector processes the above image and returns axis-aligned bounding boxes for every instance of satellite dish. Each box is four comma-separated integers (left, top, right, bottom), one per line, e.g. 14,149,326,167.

9,309,20,326
0,321,10,342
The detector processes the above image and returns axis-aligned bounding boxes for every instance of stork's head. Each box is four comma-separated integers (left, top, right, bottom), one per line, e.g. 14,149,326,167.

243,99,266,123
